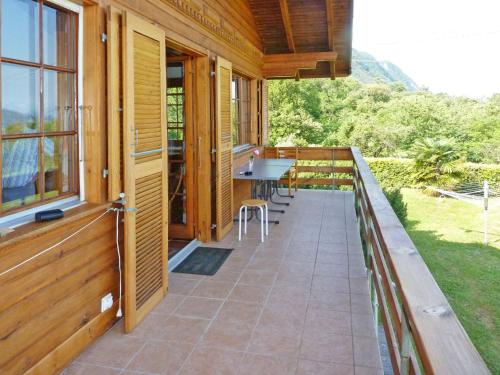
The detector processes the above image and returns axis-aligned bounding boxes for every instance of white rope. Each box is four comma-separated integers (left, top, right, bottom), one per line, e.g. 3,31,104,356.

115,209,123,318
0,209,111,278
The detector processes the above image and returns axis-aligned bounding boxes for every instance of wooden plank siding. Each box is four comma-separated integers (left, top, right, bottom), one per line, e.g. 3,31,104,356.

0,205,121,375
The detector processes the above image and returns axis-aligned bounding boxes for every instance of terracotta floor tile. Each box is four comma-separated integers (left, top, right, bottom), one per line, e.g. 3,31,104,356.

314,262,349,278
76,334,145,368
246,257,282,273
168,277,201,295
247,327,301,358
63,363,122,375
267,285,310,306
304,308,352,337
316,252,348,265
349,277,370,295
126,340,193,374
312,276,350,294
152,293,186,316
215,300,263,325
200,319,255,351
162,315,210,343
351,313,377,338
300,334,354,365
206,269,242,283
353,336,382,368
350,294,373,315
179,346,243,375
355,366,384,375
238,353,297,375
227,284,270,304
256,305,306,337
280,260,315,276
309,290,351,312
317,242,348,254
190,280,235,299
274,272,312,288
296,359,354,375
129,313,170,340
174,296,224,320
238,268,277,286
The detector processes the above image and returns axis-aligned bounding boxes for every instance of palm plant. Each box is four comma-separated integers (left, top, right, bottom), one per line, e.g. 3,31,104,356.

411,138,463,187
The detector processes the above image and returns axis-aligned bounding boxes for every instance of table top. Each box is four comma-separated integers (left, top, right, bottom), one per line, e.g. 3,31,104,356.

233,158,296,181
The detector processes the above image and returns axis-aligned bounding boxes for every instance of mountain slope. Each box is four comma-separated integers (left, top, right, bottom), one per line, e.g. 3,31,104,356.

351,49,419,92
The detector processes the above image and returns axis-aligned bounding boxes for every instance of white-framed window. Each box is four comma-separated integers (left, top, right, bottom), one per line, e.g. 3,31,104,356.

0,0,84,226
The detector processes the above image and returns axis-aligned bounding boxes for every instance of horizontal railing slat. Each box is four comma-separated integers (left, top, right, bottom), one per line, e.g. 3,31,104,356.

351,146,489,375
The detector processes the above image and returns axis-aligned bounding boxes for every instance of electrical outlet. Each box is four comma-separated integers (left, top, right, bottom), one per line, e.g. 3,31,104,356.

101,293,113,312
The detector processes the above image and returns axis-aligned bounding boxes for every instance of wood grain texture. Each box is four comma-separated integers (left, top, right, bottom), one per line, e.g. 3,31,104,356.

0,205,121,375
215,57,234,240
352,147,490,375
122,11,168,332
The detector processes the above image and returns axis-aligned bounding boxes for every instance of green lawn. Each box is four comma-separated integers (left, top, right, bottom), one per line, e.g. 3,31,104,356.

401,189,500,374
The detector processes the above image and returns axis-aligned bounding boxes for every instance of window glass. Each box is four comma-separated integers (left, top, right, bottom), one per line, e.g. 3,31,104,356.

231,77,240,146
44,136,75,198
1,63,40,135
231,74,251,147
0,0,79,214
44,70,76,132
43,3,76,68
2,138,41,210
1,0,39,62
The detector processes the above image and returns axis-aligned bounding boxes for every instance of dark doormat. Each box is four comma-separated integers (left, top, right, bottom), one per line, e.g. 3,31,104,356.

172,247,233,276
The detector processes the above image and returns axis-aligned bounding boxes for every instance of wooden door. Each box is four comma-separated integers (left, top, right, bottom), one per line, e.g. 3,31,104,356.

215,57,233,240
167,57,195,240
122,12,168,332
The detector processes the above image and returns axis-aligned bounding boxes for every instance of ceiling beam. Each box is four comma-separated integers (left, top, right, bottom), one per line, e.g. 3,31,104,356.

262,51,338,78
325,0,336,79
278,0,295,53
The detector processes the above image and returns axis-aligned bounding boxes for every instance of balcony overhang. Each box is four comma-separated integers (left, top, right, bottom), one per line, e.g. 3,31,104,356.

262,51,338,79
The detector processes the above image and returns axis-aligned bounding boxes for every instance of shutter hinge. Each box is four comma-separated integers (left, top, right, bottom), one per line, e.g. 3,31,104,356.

211,224,217,229
211,148,217,154
101,33,107,43
102,169,109,178
210,71,216,77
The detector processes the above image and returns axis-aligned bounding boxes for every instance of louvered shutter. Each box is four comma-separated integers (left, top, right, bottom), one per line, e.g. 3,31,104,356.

122,12,168,332
215,57,233,240
107,7,122,201
261,79,269,145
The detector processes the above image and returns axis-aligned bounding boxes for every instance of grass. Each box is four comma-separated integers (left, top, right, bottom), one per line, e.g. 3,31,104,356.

401,189,500,374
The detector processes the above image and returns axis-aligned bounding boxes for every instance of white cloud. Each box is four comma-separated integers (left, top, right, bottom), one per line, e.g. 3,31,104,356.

353,0,500,98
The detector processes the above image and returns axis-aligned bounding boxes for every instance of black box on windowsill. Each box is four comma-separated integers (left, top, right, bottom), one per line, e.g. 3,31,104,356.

35,209,64,222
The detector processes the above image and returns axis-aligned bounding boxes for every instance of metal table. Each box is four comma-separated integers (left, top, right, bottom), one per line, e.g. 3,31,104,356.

233,158,296,224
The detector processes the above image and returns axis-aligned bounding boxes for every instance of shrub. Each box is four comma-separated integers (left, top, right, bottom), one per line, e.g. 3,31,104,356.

383,187,408,227
366,158,500,191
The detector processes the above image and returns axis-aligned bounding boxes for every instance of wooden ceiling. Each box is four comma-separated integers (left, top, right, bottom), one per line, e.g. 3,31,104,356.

247,0,353,79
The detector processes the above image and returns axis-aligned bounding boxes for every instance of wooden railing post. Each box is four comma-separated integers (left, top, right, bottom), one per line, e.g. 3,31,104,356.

350,146,490,375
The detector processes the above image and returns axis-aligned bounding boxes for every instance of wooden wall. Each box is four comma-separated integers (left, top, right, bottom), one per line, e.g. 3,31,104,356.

0,0,265,373
0,205,122,375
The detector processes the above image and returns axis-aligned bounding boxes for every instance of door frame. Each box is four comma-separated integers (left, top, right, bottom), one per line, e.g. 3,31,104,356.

167,54,195,240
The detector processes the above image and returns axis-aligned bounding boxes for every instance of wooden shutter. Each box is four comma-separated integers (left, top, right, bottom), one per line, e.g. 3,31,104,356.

215,57,233,240
122,12,168,332
107,7,122,201
261,79,269,145
250,79,258,145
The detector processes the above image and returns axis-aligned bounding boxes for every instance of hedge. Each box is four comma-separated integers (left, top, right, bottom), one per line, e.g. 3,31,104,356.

366,158,500,190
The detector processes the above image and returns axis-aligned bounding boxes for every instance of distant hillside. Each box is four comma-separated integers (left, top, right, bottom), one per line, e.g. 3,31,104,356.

351,49,420,92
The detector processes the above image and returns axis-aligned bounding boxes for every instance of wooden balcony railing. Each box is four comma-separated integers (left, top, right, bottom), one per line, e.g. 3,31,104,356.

264,146,490,375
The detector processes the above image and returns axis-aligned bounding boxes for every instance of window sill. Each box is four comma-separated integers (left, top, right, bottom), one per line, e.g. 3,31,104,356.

0,202,109,249
0,196,84,230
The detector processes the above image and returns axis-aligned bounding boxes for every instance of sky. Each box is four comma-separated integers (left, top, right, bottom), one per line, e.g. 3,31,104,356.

353,0,500,98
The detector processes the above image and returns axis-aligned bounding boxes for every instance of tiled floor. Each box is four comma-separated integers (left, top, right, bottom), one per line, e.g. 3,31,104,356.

63,190,383,375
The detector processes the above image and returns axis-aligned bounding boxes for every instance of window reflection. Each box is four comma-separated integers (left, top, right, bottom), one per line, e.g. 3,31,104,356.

1,63,40,135
43,3,76,68
44,70,76,132
1,0,39,62
1,138,41,210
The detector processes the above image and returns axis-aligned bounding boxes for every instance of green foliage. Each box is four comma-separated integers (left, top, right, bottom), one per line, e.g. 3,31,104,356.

411,138,463,187
383,187,408,227
366,158,500,190
268,78,500,164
